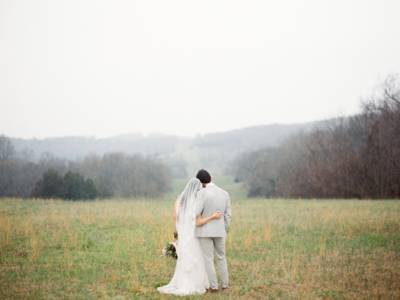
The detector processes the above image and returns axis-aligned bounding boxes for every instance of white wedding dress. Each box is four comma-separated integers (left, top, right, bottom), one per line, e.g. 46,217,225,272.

157,178,209,296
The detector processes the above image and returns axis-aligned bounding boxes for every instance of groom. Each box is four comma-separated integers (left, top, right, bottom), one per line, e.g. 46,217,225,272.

195,169,232,292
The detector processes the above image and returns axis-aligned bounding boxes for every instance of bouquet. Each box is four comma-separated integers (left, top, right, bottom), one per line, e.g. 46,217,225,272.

161,231,178,259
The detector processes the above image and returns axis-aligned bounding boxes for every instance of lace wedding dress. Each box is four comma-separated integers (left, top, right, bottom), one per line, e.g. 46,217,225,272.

157,178,209,296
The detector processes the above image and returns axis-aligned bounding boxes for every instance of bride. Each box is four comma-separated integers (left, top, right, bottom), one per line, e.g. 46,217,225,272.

157,178,223,296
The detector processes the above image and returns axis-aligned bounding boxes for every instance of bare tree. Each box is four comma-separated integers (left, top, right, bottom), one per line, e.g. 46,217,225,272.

0,135,15,161
233,75,400,199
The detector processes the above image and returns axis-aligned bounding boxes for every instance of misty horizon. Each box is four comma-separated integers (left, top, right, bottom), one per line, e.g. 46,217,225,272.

6,118,329,140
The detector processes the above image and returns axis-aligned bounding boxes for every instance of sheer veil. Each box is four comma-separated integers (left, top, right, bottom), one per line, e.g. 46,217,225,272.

175,178,202,237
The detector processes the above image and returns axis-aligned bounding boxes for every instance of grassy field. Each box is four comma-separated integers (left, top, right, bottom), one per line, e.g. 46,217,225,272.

0,198,399,299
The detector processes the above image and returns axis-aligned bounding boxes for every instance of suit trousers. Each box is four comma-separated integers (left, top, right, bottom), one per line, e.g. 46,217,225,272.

198,237,229,289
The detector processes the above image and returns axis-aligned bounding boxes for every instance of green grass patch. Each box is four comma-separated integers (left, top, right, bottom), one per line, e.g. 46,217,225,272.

0,198,399,299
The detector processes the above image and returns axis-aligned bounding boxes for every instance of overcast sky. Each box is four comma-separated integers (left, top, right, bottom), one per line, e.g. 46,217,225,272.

1,0,400,139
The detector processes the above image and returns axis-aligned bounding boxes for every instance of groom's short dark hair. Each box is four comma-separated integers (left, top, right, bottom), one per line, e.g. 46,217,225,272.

196,169,211,184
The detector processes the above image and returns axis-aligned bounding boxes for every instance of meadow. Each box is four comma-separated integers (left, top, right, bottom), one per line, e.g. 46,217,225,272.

0,198,399,299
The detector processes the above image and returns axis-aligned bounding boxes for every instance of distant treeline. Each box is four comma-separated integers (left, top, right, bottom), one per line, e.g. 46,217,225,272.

232,75,400,199
0,140,171,199
32,170,97,200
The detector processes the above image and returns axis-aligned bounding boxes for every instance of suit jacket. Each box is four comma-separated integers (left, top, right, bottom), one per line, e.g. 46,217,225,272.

195,182,232,238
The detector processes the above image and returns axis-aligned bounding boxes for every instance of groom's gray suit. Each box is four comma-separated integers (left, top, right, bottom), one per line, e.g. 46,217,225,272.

195,182,232,290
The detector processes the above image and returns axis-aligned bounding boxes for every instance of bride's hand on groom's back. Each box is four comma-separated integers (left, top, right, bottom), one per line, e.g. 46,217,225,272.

211,211,224,220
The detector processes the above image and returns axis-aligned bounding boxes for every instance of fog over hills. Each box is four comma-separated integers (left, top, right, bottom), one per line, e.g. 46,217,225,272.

9,120,323,175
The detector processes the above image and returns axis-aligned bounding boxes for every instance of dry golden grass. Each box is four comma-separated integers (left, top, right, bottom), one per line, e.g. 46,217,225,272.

0,198,399,299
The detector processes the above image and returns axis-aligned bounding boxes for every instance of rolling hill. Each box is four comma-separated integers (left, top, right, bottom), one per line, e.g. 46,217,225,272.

8,121,322,175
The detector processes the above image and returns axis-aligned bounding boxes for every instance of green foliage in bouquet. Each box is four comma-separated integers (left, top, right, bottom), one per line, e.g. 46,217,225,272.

161,231,178,259
162,242,177,259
